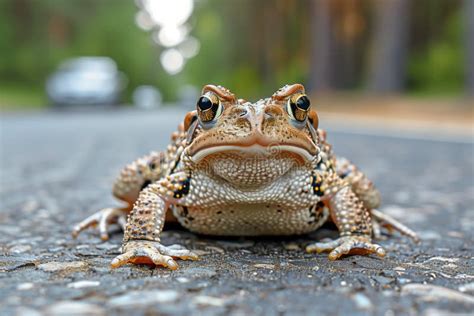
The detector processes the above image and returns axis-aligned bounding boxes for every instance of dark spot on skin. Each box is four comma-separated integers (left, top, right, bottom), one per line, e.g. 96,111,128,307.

180,206,189,217
311,174,324,197
339,170,350,179
315,159,325,171
216,211,222,214
277,209,282,213
140,180,152,191
173,177,190,199
307,202,325,224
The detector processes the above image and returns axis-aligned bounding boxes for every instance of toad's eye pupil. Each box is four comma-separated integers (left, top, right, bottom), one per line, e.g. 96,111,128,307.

197,96,213,111
296,95,310,110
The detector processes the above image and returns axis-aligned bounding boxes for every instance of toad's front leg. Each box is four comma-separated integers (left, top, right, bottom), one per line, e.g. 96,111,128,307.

111,173,199,269
307,185,386,260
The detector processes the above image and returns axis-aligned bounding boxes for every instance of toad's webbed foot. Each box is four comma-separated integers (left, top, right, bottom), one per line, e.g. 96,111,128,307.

110,240,199,270
306,235,386,260
72,207,128,241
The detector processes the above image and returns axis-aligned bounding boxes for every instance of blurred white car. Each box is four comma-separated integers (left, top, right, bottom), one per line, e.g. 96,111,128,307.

46,57,127,106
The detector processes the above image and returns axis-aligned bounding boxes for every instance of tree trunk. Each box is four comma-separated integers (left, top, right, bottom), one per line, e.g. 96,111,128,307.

466,0,474,96
367,0,410,93
308,0,335,92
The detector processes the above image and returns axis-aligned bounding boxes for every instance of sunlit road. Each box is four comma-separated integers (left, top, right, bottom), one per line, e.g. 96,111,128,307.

1,109,473,315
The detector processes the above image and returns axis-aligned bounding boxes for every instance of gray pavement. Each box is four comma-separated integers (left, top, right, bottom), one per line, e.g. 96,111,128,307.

1,109,473,315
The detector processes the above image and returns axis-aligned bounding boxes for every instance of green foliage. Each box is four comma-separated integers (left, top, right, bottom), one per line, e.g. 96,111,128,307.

408,9,464,94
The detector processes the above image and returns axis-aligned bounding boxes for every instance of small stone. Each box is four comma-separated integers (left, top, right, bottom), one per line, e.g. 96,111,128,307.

17,283,34,290
45,301,105,316
204,246,225,254
424,257,459,263
108,290,179,307
253,263,275,269
22,200,40,212
193,295,226,307
48,247,65,253
340,281,347,286
10,244,32,254
181,267,217,278
373,275,393,285
352,293,373,310
95,243,118,251
402,284,474,304
441,263,458,270
447,231,463,238
312,266,320,271
67,280,100,289
38,261,87,272
176,277,190,283
459,282,474,293
192,249,211,256
14,307,42,316
283,243,300,251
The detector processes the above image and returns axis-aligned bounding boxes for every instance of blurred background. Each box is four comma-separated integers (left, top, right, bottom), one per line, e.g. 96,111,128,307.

0,0,472,131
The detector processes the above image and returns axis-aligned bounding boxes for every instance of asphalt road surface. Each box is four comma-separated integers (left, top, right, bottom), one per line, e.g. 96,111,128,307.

1,109,473,315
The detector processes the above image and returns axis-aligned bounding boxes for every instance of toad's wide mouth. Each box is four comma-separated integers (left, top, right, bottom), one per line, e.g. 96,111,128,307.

188,143,317,163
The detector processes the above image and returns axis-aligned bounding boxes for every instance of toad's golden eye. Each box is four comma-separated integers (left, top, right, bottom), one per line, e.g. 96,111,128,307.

196,92,223,124
287,94,311,122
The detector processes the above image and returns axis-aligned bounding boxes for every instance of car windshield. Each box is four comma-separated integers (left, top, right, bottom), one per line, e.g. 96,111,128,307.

59,58,117,73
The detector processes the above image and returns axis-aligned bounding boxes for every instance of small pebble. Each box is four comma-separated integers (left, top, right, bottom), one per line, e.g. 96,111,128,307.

67,280,100,289
17,283,34,290
108,290,179,307
402,284,474,304
38,261,87,272
14,307,42,316
10,245,32,254
176,277,190,283
253,263,275,269
283,243,300,251
352,293,373,310
459,282,474,293
204,246,225,254
193,295,226,307
425,257,459,263
45,301,105,316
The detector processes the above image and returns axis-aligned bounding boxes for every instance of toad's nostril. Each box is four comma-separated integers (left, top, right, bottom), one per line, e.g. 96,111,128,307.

239,109,248,117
